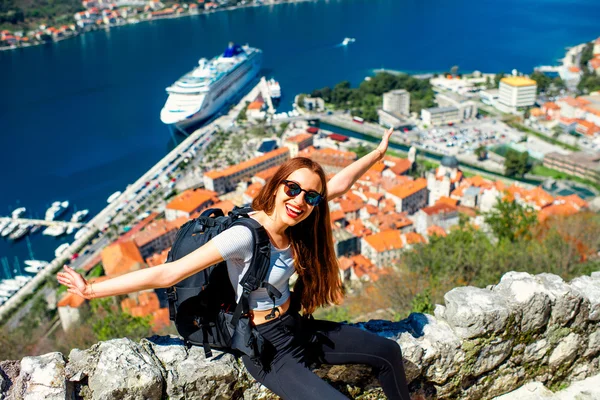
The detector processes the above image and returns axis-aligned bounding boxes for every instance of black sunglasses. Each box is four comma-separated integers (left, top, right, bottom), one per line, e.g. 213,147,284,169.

282,180,324,206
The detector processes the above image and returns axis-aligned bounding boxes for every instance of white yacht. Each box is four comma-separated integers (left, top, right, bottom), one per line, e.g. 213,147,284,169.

267,78,281,100
55,243,70,258
9,224,31,240
160,43,262,131
107,191,122,204
43,225,67,237
71,209,89,222
24,260,49,274
342,37,356,46
11,207,26,219
74,227,89,240
1,222,19,237
45,201,69,221
0,220,11,234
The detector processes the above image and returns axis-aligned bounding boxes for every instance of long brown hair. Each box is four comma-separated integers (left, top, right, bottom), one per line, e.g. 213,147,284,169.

252,157,343,314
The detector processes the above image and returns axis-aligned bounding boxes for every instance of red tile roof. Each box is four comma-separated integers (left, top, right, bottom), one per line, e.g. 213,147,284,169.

387,178,427,199
101,240,145,276
166,188,217,213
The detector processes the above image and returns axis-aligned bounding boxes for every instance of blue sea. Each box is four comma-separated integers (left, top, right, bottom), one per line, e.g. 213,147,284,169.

0,0,598,277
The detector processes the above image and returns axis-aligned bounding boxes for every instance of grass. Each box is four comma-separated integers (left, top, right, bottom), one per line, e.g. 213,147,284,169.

505,121,580,152
531,165,600,192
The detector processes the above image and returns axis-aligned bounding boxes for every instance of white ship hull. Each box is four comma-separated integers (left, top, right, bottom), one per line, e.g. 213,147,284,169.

161,45,262,132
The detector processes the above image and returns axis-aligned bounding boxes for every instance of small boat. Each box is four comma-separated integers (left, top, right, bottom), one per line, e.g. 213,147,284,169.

74,227,89,240
55,243,71,258
0,220,10,233
342,37,356,46
45,201,69,221
267,78,281,100
43,225,67,237
66,225,75,235
25,260,49,269
9,224,31,241
30,225,42,234
107,191,122,204
71,209,89,222
1,222,19,237
11,207,26,219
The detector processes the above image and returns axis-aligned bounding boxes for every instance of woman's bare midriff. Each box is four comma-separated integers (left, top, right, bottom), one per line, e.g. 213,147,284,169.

250,297,291,326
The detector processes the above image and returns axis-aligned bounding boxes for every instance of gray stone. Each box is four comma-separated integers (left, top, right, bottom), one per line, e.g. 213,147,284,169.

536,273,582,327
399,313,464,385
487,367,525,398
570,276,600,321
472,339,514,377
395,331,424,384
492,272,552,332
16,352,66,400
592,271,600,280
87,338,163,400
492,381,553,399
142,335,246,400
549,333,582,369
584,329,600,358
523,339,551,364
444,286,511,339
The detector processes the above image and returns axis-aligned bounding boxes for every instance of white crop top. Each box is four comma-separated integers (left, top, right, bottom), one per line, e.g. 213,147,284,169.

211,225,295,311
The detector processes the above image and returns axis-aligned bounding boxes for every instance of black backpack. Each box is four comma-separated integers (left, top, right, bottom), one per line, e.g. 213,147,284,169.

165,206,282,359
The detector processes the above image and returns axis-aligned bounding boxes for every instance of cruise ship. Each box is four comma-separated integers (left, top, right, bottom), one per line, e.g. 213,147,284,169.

160,43,262,131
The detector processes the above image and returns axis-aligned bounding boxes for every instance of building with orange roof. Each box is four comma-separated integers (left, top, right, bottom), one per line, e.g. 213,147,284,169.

284,133,313,158
121,291,170,332
332,227,360,258
556,97,590,120
554,195,588,210
589,57,600,75
538,203,579,222
426,225,447,238
146,248,170,267
415,203,459,234
427,156,462,205
345,218,372,238
329,210,346,225
333,198,364,220
299,146,357,173
575,119,600,136
243,182,264,204
165,188,218,221
384,156,412,176
367,211,413,234
252,165,280,186
386,178,428,214
204,147,289,193
188,200,237,220
436,196,458,207
368,160,386,173
542,102,561,120
337,256,357,283
57,292,87,331
403,232,426,247
361,230,404,265
132,216,186,259
356,169,383,190
348,254,380,282
520,186,554,210
101,240,146,276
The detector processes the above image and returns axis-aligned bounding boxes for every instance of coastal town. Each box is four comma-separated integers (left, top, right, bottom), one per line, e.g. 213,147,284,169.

0,0,300,50
1,32,599,332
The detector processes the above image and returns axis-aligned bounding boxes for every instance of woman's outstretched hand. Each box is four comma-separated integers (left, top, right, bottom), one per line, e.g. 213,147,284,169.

57,265,91,299
376,127,394,158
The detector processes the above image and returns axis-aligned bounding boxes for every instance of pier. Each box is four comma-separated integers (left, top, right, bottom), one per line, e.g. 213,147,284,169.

0,217,84,230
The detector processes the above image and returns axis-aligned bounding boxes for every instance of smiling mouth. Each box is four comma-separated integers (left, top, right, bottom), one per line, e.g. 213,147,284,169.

285,204,304,219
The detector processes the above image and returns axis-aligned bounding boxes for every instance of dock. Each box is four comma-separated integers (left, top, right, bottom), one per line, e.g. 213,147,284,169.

0,217,84,230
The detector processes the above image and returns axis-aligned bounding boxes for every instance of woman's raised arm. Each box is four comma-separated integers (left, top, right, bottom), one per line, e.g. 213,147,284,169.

57,240,224,299
326,127,394,201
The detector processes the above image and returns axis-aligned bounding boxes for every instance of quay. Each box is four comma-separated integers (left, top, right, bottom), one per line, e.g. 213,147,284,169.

0,217,84,230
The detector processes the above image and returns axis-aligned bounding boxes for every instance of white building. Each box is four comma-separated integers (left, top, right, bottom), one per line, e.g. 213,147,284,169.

421,106,460,126
427,156,462,205
383,89,410,117
498,77,537,110
435,92,477,120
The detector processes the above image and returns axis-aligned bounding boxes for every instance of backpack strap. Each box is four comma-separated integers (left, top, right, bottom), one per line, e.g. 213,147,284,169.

229,217,275,328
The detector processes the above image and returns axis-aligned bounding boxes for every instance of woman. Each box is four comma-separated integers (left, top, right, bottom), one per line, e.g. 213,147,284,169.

57,127,411,400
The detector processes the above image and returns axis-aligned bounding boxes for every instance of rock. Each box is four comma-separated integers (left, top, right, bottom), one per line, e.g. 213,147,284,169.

399,313,464,385
548,333,581,370
472,339,514,377
141,335,247,400
443,287,511,339
584,329,600,358
492,272,551,332
0,360,19,398
83,338,164,400
523,339,550,364
15,352,66,400
536,274,582,327
486,366,525,398
570,276,600,321
492,381,553,399
592,271,600,280
396,331,424,384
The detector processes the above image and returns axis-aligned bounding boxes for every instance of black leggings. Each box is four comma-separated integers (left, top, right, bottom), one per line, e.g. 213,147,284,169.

242,312,410,400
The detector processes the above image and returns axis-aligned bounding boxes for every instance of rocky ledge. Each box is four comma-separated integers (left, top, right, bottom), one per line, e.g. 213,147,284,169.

1,270,600,400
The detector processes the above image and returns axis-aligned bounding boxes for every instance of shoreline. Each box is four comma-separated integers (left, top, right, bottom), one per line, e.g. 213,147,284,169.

0,0,317,53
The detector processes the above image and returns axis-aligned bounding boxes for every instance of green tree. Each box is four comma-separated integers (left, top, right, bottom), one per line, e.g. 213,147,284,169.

494,71,505,87
578,73,600,94
579,43,594,69
410,290,434,314
504,148,530,177
530,71,552,93
474,145,487,160
484,199,538,243
89,298,152,342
